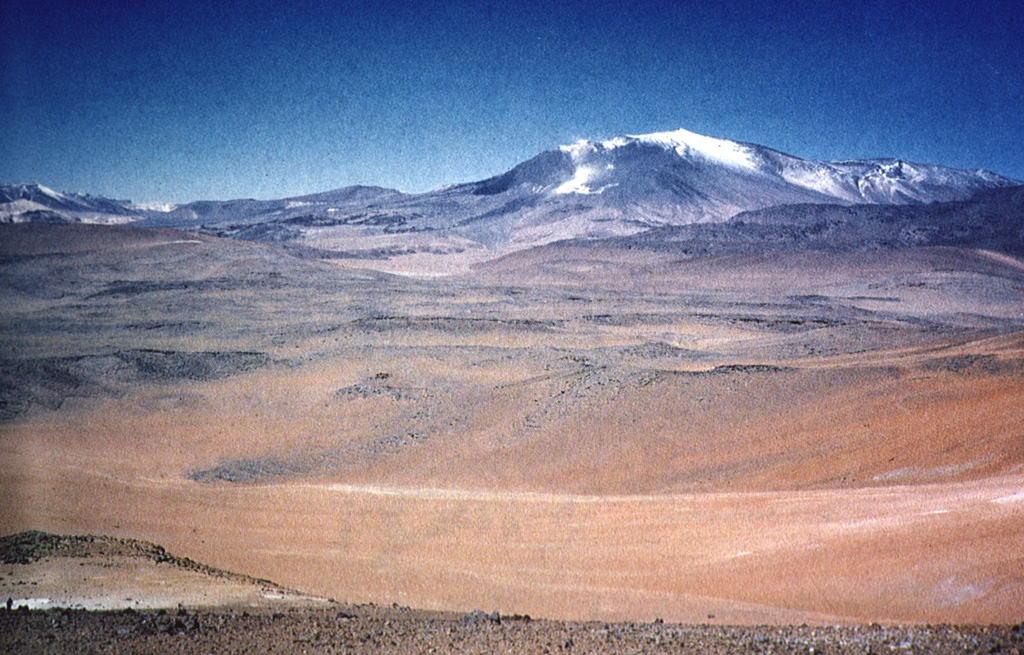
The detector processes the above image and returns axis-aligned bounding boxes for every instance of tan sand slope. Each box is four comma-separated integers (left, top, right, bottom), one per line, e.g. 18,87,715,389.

1,225,1023,623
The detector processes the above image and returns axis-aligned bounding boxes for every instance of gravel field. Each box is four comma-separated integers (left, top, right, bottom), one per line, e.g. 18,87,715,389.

3,605,1023,655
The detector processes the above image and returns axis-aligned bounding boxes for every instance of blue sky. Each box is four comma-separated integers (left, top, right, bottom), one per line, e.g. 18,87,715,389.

2,0,1022,203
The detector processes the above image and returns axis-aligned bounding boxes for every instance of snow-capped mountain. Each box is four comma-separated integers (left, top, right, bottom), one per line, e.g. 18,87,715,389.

573,128,1014,203
0,183,143,224
452,128,1017,231
160,129,1016,258
5,129,1020,268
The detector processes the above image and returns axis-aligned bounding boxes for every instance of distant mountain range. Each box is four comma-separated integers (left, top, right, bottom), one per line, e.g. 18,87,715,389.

0,183,140,224
3,128,1022,268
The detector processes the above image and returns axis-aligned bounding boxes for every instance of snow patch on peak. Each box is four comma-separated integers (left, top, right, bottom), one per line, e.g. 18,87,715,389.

558,139,603,160
554,166,595,194
130,201,177,212
35,184,66,200
553,163,617,195
608,128,758,170
637,129,759,170
557,128,759,171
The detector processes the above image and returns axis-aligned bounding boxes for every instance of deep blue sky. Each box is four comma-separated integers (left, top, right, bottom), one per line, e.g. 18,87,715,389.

2,0,1022,203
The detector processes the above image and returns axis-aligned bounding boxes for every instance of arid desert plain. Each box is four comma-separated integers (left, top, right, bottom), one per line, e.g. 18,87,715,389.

2,221,1023,636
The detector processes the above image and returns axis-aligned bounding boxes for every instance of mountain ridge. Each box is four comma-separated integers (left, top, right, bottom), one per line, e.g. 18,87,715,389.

4,128,1020,271
540,183,1024,260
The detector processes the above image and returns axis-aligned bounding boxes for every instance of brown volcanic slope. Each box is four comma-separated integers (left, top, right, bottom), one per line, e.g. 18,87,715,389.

1,223,1023,624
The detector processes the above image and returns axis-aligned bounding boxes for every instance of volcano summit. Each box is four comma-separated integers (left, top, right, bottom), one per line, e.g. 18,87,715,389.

4,128,1019,274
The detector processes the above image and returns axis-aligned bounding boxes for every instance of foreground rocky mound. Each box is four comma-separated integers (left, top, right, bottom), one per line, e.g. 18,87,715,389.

0,531,319,611
1,531,242,576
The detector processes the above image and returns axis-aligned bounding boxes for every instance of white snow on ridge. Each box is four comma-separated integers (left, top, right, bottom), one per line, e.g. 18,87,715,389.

36,184,66,201
554,165,598,195
558,128,758,171
554,163,617,195
628,128,759,170
779,166,860,202
550,127,1000,202
548,128,1019,205
558,139,598,158
130,202,177,212
78,214,139,225
0,199,53,221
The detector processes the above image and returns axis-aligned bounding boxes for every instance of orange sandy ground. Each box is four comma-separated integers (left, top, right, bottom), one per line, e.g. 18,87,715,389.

3,346,1022,625
2,231,1022,624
